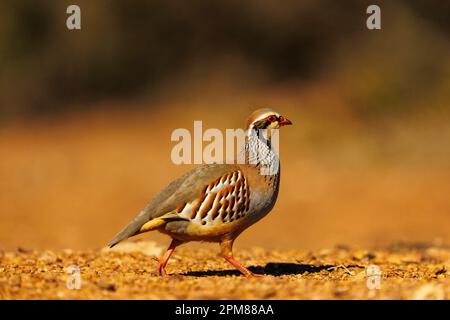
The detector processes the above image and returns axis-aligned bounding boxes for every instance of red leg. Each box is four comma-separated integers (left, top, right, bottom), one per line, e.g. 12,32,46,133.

220,239,264,277
156,239,181,277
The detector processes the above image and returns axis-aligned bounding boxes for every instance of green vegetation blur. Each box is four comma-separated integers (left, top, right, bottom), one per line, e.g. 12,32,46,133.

0,0,448,120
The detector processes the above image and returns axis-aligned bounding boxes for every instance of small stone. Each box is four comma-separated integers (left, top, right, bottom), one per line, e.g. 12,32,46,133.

97,280,116,291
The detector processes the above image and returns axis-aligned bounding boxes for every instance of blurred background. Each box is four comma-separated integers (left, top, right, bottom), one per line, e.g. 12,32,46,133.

0,0,449,251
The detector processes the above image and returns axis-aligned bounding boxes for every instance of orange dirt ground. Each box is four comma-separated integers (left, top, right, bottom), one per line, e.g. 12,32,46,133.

1,91,449,300
1,241,450,299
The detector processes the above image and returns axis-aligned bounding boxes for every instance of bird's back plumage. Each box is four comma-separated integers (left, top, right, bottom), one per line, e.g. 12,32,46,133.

108,164,240,247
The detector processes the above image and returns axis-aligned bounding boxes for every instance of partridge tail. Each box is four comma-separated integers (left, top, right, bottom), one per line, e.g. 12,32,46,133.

108,212,186,248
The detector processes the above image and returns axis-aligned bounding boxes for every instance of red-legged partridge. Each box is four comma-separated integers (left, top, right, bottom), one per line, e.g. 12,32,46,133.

108,108,292,276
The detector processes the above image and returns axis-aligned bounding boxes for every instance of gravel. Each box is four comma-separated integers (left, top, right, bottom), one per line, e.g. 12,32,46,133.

1,241,449,299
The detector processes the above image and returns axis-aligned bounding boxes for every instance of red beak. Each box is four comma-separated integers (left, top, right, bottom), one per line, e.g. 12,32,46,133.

279,116,292,126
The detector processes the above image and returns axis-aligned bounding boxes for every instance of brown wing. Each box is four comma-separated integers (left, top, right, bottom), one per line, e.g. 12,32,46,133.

108,164,238,247
177,169,250,225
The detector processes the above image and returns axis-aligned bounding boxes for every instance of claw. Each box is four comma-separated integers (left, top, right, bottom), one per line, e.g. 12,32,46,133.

248,272,268,278
156,263,169,277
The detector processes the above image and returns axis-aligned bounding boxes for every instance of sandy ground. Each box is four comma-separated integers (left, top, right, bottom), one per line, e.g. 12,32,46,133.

1,104,450,252
1,240,449,300
1,91,449,300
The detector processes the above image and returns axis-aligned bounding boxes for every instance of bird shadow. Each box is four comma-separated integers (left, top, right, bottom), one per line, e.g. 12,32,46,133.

180,262,351,277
